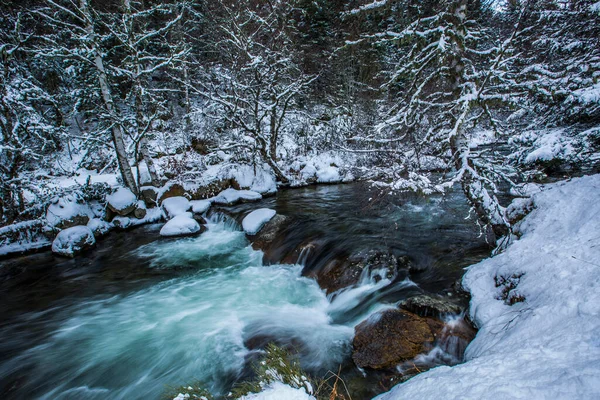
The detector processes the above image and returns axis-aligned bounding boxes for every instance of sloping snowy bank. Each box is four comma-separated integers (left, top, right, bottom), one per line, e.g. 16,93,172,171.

376,174,600,399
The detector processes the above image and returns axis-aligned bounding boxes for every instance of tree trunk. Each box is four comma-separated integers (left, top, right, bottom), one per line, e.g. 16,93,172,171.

81,0,138,195
448,0,509,239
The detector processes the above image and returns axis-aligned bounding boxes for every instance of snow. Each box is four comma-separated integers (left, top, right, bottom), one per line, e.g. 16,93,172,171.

160,213,201,237
316,166,341,183
112,207,165,230
45,196,93,228
570,82,600,104
376,174,600,400
0,240,51,257
213,188,262,205
190,200,211,214
87,218,113,237
106,187,137,211
51,226,96,257
509,129,576,165
238,382,315,400
242,208,276,235
162,196,191,218
469,129,496,148
227,163,277,194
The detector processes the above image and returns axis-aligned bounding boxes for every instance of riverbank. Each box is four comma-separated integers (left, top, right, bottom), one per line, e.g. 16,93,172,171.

371,174,600,399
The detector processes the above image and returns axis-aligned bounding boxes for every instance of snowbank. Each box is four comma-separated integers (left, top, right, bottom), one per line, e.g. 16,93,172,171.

238,382,315,400
213,188,262,205
160,213,201,237
376,174,600,399
242,208,276,234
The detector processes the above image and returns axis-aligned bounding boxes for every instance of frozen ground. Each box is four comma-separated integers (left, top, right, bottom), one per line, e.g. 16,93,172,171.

375,174,600,399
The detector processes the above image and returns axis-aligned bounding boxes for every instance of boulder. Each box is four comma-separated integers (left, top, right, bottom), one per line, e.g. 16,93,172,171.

160,213,203,237
106,187,137,216
161,196,191,218
51,226,96,257
242,208,276,235
87,218,113,238
157,183,186,204
212,188,262,205
46,196,92,230
188,178,240,200
190,199,211,214
140,186,159,208
249,214,290,253
399,294,463,319
352,310,439,370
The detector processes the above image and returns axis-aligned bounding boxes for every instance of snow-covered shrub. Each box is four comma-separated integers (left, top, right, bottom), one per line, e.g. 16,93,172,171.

231,344,314,399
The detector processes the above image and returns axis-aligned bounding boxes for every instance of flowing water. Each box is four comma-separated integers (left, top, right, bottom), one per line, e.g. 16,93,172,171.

0,183,491,399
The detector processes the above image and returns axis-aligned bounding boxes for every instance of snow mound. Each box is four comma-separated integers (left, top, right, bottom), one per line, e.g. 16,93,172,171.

316,166,341,183
46,196,93,229
190,200,211,214
238,382,315,400
376,174,600,399
242,208,276,234
51,226,96,257
106,187,138,214
213,188,262,205
162,196,191,218
160,213,201,237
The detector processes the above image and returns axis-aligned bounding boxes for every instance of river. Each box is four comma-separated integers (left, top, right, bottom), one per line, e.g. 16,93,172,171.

0,183,492,399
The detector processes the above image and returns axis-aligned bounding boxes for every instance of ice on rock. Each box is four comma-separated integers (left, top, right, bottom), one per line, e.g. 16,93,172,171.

106,187,138,215
160,213,201,237
213,188,262,205
242,208,276,235
162,196,191,218
51,226,96,257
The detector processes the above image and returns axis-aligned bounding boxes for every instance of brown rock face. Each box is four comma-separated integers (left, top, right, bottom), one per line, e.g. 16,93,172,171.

157,183,186,204
250,214,290,256
399,294,463,319
352,310,437,370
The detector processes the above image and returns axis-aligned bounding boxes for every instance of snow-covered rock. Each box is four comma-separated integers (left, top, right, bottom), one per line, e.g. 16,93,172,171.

87,218,113,237
51,226,96,257
161,196,191,218
106,187,138,216
238,382,315,400
242,208,276,235
46,196,93,229
376,174,600,400
213,188,262,205
160,213,202,237
316,165,341,183
190,199,211,214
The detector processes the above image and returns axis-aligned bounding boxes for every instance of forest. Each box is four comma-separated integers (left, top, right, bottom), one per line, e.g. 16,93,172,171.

0,0,599,399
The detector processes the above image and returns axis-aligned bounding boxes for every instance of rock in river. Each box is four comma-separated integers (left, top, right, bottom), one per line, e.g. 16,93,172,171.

52,226,96,257
352,309,442,370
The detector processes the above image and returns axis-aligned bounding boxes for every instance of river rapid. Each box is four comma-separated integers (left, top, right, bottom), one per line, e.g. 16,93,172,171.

0,183,491,399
